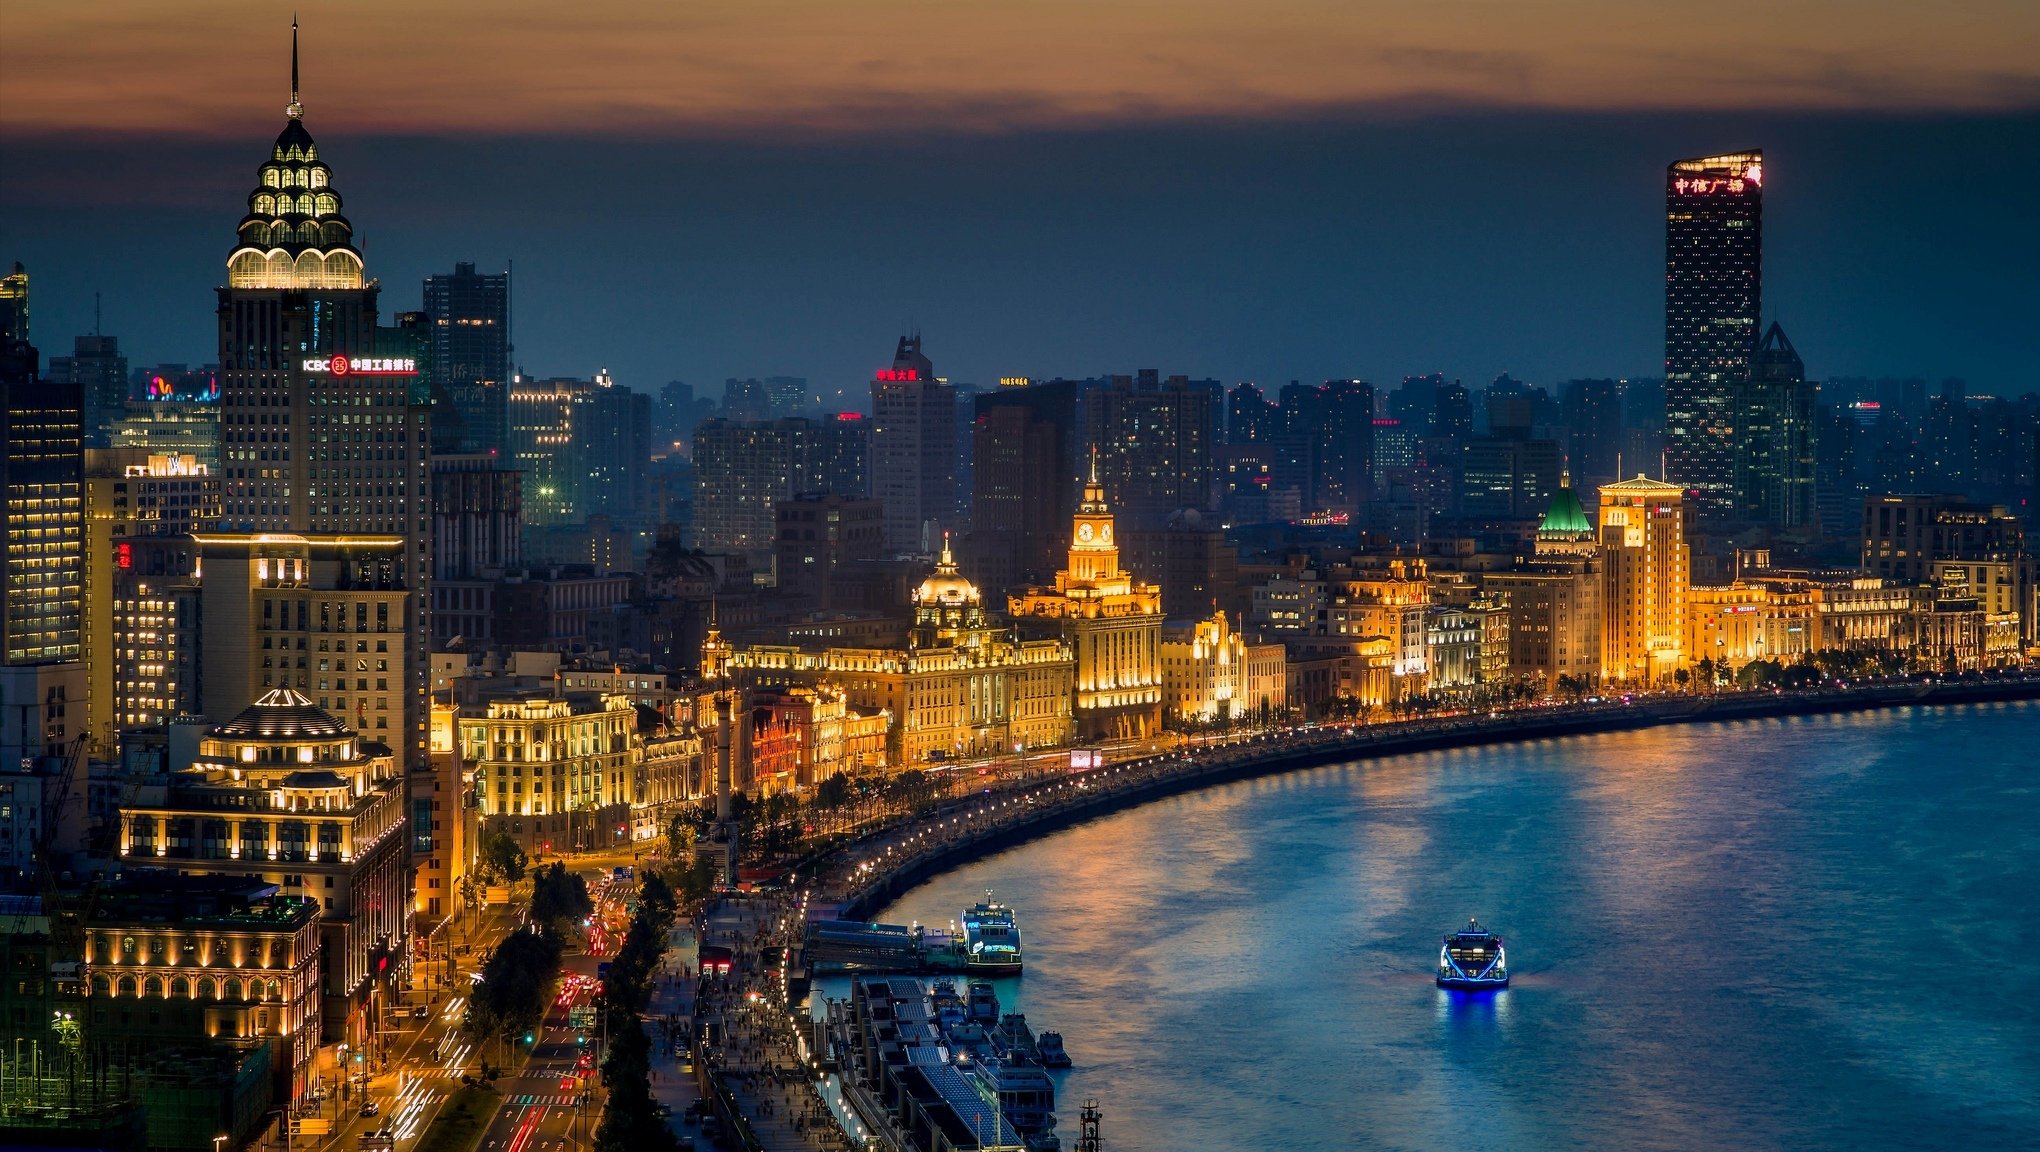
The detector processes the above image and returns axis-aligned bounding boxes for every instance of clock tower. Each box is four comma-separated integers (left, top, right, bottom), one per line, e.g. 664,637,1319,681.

1010,446,1164,741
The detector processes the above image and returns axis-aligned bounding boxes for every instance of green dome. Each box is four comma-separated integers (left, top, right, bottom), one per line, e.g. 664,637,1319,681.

1536,476,1593,538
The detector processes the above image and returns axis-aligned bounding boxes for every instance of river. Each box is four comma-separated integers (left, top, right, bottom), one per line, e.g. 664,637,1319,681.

832,700,2040,1150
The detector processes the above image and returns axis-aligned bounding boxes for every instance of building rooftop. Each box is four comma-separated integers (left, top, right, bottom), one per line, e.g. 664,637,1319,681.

211,688,352,740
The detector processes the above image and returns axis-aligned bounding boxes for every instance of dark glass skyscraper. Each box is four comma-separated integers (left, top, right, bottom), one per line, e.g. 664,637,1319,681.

422,261,510,455
1664,150,1763,520
1735,322,1817,531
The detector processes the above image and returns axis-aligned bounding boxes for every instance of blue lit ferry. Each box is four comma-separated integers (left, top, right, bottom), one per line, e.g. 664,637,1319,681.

1436,919,1509,990
962,892,1024,975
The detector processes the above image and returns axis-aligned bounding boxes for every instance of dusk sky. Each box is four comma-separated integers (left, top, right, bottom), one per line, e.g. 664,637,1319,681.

3,1,2036,395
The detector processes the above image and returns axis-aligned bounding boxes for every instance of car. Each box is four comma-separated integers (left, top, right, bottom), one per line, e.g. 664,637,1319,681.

358,1101,380,1118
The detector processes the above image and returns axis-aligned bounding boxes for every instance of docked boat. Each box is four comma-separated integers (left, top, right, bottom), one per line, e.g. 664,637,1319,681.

961,892,1024,975
1035,1030,1070,1068
1436,918,1510,990
967,979,1001,1025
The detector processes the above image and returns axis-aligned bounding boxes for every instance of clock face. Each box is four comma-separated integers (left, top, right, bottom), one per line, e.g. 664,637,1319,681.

1100,524,1112,543
1077,523,1094,542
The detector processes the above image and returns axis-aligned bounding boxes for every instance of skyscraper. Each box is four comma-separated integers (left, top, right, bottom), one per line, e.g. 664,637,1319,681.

1091,371,1216,528
0,263,27,345
1735,322,1817,531
869,335,957,553
1,335,86,765
214,21,429,777
968,379,1083,597
507,373,651,526
422,262,510,455
1664,151,1763,521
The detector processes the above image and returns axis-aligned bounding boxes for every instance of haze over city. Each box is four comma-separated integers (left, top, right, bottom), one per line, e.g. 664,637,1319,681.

3,4,2038,1152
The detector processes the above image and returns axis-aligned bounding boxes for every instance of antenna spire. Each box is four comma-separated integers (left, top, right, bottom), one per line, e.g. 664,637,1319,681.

287,16,303,119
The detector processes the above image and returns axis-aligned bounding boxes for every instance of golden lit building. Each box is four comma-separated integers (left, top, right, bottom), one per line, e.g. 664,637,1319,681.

1160,610,1245,726
1009,458,1163,740
1318,558,1431,698
1597,475,1690,683
462,692,636,852
81,875,323,1103
84,449,219,747
741,541,1075,768
117,689,409,1053
1687,579,1819,671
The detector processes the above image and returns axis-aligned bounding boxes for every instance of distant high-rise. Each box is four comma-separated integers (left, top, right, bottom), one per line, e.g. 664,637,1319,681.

1092,371,1216,528
508,372,651,527
48,334,128,448
1664,151,1763,521
869,335,958,552
968,378,1083,597
422,262,510,455
1735,322,1817,531
1,338,87,765
690,417,850,561
1266,379,1370,515
1227,382,1278,444
1561,379,1624,485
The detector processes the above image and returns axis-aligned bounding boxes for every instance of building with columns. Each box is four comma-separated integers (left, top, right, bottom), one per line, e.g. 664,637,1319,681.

1009,457,1164,741
117,689,408,1054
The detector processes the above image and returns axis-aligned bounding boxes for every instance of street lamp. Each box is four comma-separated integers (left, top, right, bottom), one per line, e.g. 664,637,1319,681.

214,1134,229,1152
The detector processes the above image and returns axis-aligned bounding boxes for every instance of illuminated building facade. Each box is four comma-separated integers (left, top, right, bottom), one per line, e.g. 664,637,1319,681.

1598,474,1691,683
1,358,85,766
117,689,409,1054
742,542,1075,767
1664,151,1763,521
1687,579,1819,671
1010,460,1164,741
112,399,222,474
1161,610,1285,725
215,28,430,776
80,875,323,1103
870,335,958,553
1484,473,1603,691
461,693,636,852
194,533,413,748
749,685,848,794
1318,558,1432,697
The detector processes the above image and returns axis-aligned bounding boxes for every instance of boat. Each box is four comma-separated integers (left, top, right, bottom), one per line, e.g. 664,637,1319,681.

967,979,1001,1025
1035,1030,1070,1068
1436,918,1510,990
961,892,1024,975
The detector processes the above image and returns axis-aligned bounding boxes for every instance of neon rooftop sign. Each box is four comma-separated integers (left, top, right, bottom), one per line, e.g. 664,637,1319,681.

874,368,920,382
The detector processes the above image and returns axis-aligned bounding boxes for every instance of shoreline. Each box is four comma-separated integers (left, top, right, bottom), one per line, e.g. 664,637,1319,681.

832,676,2040,921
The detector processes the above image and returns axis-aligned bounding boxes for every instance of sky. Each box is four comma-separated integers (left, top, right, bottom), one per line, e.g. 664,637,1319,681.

3,2,2037,397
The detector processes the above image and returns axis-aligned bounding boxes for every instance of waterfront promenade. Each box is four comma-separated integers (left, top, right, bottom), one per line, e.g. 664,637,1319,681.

691,673,2040,1150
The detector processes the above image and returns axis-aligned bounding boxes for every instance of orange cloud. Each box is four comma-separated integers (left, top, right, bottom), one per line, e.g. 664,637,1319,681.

3,0,2036,138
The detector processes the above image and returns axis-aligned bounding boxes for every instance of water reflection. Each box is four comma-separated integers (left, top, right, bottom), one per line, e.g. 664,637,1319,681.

847,702,2040,1151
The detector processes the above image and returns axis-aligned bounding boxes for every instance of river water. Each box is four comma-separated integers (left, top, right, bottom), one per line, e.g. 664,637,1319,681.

841,701,2040,1150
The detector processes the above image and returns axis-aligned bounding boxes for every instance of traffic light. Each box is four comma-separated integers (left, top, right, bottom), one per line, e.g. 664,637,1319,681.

524,1033,535,1045
576,1034,586,1045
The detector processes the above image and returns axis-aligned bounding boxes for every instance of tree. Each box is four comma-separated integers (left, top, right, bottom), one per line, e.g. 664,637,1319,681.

477,831,527,886
1672,667,1691,691
463,928,562,1057
529,862,594,937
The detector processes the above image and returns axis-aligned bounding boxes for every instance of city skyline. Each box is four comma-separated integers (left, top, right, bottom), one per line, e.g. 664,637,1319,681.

2,13,2037,394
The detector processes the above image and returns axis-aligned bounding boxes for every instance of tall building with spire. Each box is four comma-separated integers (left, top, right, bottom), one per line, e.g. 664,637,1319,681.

213,21,429,776
1010,452,1164,741
1664,151,1763,523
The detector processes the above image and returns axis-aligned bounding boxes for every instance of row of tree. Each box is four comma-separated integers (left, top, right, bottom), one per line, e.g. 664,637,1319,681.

461,927,562,1066
593,871,682,1152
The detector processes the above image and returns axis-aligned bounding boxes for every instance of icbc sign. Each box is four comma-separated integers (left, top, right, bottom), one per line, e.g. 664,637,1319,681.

300,355,418,375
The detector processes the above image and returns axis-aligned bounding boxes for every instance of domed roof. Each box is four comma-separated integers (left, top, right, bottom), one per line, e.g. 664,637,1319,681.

1536,472,1593,539
912,537,981,608
211,688,352,741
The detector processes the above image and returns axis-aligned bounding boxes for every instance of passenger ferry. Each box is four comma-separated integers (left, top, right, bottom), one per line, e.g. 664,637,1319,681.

961,892,1024,975
1436,919,1509,990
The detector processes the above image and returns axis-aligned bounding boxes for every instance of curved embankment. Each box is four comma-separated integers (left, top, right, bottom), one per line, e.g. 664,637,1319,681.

836,677,2040,921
